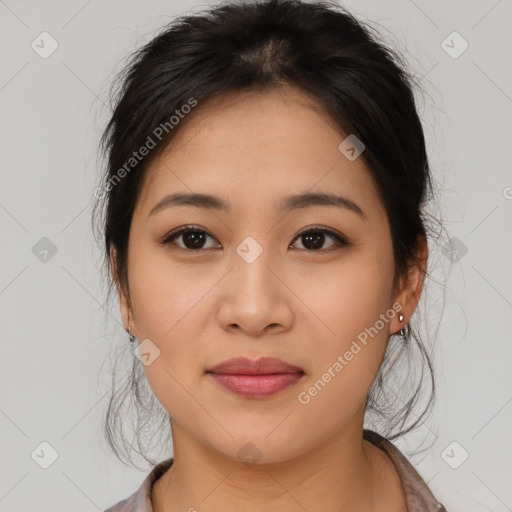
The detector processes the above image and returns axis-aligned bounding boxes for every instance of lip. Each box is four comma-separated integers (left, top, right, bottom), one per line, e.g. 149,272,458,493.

207,357,305,398
207,357,304,375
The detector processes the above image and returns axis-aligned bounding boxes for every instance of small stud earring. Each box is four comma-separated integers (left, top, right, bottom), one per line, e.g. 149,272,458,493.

398,313,407,337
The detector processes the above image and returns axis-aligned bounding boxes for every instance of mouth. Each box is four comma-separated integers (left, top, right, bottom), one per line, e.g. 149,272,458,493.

206,357,305,398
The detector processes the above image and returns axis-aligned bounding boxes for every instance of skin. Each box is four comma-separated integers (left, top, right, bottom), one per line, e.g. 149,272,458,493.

111,85,427,511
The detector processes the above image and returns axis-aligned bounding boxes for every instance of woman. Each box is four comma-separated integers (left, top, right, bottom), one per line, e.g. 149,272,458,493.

93,0,447,510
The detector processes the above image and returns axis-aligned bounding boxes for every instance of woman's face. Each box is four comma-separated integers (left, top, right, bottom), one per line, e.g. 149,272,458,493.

116,86,421,463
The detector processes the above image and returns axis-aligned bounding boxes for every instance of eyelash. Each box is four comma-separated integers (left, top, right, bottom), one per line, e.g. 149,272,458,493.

161,224,349,253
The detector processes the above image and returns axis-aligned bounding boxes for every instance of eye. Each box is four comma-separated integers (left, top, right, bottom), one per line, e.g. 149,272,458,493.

161,225,220,251
290,226,349,252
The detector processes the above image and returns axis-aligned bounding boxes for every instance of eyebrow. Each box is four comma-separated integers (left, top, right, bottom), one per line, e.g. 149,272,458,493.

149,191,366,220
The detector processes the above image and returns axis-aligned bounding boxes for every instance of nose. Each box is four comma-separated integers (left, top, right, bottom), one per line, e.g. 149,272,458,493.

216,246,294,337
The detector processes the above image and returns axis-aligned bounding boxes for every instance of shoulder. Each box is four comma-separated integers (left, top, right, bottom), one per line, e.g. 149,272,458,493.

102,459,174,512
363,429,448,512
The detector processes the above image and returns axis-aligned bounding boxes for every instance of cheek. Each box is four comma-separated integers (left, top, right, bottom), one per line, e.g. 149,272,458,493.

127,281,207,426
294,248,395,344
292,246,396,397
128,239,208,338
126,242,215,406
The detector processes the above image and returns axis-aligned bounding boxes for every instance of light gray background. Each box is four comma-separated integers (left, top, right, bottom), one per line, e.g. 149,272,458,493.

1,0,511,511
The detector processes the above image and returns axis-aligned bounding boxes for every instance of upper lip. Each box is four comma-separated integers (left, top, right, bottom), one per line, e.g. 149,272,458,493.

207,357,305,375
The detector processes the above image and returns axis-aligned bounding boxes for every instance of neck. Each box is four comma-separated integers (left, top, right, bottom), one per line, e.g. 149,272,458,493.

152,418,407,512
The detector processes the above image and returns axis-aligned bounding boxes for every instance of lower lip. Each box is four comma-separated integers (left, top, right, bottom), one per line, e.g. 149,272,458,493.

209,372,304,398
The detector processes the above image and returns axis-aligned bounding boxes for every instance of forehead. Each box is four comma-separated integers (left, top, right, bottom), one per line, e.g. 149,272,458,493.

135,86,385,223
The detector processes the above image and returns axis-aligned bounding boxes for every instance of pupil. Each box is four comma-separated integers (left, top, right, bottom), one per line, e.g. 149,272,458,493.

184,231,205,249
303,232,323,250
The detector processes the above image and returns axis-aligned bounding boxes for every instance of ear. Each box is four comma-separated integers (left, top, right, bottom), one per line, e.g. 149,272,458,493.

110,246,133,334
390,235,428,335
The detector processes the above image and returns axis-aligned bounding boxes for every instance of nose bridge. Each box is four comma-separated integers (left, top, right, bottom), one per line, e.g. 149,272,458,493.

232,234,277,303
217,233,292,334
